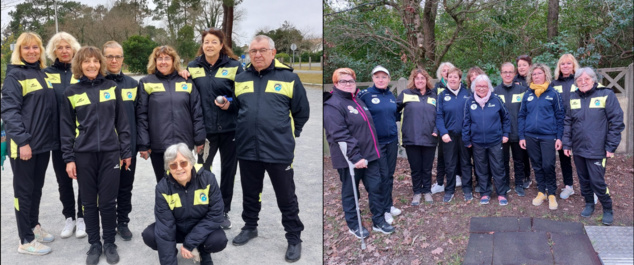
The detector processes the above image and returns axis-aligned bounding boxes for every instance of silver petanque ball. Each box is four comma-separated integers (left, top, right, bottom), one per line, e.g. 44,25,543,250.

216,96,225,104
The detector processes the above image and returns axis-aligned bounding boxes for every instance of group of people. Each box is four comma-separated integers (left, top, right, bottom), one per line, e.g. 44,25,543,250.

1,30,310,264
324,54,624,239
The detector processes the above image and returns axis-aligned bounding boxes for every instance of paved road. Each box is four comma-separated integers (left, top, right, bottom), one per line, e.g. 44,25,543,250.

0,85,323,265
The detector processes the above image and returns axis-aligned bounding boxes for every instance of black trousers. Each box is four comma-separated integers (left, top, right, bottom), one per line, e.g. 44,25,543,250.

198,132,237,213
436,141,446,185
525,136,557,195
52,150,83,219
238,159,303,244
558,149,574,186
378,141,398,213
117,156,136,225
337,160,384,229
11,152,50,243
150,151,166,183
405,145,436,194
573,155,612,209
142,223,228,253
523,149,532,183
442,133,472,194
473,143,507,196
76,151,120,244
502,142,525,188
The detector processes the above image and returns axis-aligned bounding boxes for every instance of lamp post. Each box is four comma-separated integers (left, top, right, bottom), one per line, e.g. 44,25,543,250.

54,0,59,33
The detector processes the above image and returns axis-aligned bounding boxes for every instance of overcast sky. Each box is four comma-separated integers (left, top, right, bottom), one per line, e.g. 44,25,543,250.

1,0,323,46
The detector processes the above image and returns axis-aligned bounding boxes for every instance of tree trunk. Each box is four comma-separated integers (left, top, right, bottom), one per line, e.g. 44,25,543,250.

222,0,234,48
547,0,558,41
422,0,438,67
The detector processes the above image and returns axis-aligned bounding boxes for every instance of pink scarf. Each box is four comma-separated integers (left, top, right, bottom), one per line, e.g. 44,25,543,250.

474,89,491,108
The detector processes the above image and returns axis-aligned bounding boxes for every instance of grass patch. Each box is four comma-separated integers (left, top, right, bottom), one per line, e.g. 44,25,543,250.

294,65,322,71
297,72,323,84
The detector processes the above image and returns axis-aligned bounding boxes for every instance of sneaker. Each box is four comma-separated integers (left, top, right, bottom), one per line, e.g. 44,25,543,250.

480,195,490,205
33,225,54,243
103,243,119,264
411,194,422,206
515,186,525,197
523,180,532,189
532,192,547,206
475,186,482,193
594,193,598,204
220,212,232,229
464,192,473,202
18,239,51,255
431,183,444,194
456,176,462,187
499,196,508,206
86,242,102,265
76,218,87,238
348,226,369,239
384,212,393,224
602,209,613,226
581,203,595,217
61,217,76,238
390,206,402,216
285,242,301,262
424,193,433,203
560,185,575,199
372,223,395,234
117,223,132,241
443,193,454,203
232,228,258,246
548,195,558,210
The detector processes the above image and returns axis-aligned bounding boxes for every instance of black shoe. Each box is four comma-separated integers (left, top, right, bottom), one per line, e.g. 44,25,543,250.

515,186,525,197
581,203,595,217
348,226,369,239
220,213,232,230
117,223,133,241
285,243,301,263
200,251,213,265
232,228,258,246
372,223,395,234
86,242,102,265
602,209,613,225
103,243,119,264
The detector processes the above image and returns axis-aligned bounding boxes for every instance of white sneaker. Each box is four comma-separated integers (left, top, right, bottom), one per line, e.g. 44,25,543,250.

456,176,462,187
60,217,75,238
32,225,54,243
18,239,51,255
390,206,402,216
76,218,87,238
384,212,393,224
560,185,575,199
431,183,445,194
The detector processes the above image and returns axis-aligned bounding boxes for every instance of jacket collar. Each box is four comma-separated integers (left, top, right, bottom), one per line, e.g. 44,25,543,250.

197,53,229,69
52,58,71,71
332,86,357,99
577,83,599,97
246,59,292,74
166,164,204,188
105,71,125,82
155,70,179,79
79,74,105,85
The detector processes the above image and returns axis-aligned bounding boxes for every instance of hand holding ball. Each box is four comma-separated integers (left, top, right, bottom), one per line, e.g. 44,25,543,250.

216,96,225,104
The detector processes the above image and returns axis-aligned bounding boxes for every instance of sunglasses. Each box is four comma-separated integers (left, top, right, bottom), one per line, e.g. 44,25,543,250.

169,161,189,170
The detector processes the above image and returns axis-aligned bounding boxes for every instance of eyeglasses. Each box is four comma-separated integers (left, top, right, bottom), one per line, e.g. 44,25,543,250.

169,161,189,170
105,55,124,61
337,80,356,86
475,85,489,89
157,56,172,62
501,71,514,75
249,48,271,55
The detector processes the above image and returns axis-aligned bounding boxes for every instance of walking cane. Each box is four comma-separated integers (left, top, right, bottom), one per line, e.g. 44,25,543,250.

338,142,366,250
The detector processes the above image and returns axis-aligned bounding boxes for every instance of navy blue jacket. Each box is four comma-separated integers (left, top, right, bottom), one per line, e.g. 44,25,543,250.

357,85,398,145
396,88,438,147
513,74,528,87
324,88,380,169
494,83,528,142
436,84,471,136
518,85,564,140
551,75,576,113
563,84,624,159
462,94,510,147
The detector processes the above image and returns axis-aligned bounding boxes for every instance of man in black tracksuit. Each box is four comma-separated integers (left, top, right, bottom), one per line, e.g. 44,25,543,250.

188,50,244,229
563,70,624,225
103,41,139,240
231,35,310,263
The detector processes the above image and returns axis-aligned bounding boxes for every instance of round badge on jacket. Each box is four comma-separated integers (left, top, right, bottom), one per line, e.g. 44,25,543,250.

471,104,477,110
444,95,451,101
527,96,534,101
371,98,380,104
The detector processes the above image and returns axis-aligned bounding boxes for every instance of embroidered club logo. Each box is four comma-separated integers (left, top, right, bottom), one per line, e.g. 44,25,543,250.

47,80,52,87
431,99,436,105
371,98,380,104
222,69,228,76
595,99,600,106
516,96,521,101
594,161,602,166
488,103,495,107
182,84,188,90
444,95,451,101
347,105,358,114
545,96,553,100
200,193,207,202
104,92,111,99
527,96,534,101
471,104,477,110
127,92,132,99
274,83,282,91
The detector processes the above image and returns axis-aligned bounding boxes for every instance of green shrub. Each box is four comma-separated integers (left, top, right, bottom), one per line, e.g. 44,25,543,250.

122,35,159,74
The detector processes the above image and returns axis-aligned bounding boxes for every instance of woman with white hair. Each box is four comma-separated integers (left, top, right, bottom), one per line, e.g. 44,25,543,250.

462,75,510,205
563,67,624,225
43,31,87,239
430,62,456,194
142,143,227,265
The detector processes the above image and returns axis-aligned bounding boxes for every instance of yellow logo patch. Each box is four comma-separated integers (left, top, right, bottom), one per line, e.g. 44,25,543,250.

189,67,205,79
19,78,43,96
437,88,445,95
215,67,238,80
194,184,211,205
175,82,191,93
403,94,420,103
498,95,505,103
100,86,116,102
46,73,61,84
554,85,563,93
68,93,91,109
570,99,581,109
427,97,436,106
589,96,607,108
70,78,80,84
512,93,524,103
162,193,182,210
121,88,137,101
265,80,293,98
144,83,166,94
235,81,254,97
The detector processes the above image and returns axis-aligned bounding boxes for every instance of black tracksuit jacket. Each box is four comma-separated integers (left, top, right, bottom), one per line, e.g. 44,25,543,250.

233,59,310,164
1,62,59,157
396,88,438,147
60,75,131,162
105,72,139,155
187,54,244,134
137,71,205,153
552,75,576,112
494,83,528,142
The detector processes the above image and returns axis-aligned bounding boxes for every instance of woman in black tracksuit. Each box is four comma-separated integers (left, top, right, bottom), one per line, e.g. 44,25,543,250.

397,68,438,205
60,46,131,264
137,45,206,183
187,28,244,229
430,62,455,194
